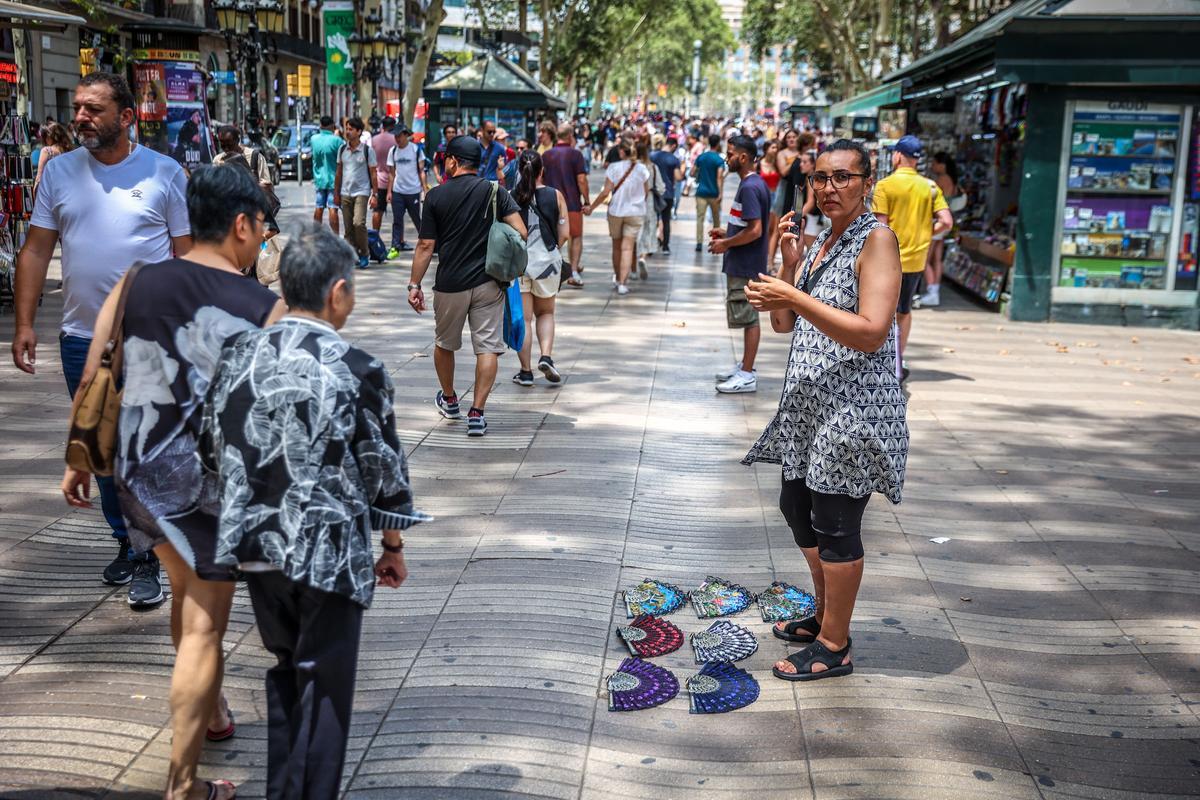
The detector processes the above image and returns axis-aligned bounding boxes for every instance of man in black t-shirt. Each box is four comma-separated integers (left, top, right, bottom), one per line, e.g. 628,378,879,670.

407,135,527,437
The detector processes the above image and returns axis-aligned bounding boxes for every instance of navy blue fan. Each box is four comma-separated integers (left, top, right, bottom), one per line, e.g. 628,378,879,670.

687,662,760,714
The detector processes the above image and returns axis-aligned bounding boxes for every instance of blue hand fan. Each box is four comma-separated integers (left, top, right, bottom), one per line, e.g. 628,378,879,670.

691,620,758,663
607,657,679,712
757,581,817,623
623,579,687,618
690,576,754,618
688,662,760,714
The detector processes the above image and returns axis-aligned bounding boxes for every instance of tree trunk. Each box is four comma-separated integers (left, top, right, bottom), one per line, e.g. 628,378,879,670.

404,0,446,128
518,0,528,70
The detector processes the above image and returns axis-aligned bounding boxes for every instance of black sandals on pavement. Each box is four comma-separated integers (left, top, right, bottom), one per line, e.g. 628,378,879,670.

772,616,821,644
772,637,853,682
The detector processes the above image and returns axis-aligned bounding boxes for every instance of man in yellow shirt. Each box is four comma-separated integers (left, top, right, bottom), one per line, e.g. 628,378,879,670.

873,135,953,381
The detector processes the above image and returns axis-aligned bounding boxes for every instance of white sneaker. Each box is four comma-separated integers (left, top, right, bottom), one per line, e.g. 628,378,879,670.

716,370,757,393
715,361,743,381
617,284,630,296
918,285,940,307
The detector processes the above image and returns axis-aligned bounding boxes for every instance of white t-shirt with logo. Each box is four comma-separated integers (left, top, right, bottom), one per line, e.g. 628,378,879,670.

336,140,377,197
387,142,425,195
31,144,190,338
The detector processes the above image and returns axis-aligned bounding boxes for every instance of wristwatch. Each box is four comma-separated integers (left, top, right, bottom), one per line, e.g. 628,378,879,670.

407,283,421,292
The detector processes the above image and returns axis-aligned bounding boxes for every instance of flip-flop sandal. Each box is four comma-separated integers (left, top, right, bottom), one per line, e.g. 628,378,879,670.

206,696,235,742
772,616,821,644
205,780,236,800
772,637,853,682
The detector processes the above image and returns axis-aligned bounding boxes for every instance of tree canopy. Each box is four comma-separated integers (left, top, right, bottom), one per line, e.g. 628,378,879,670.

741,0,1015,99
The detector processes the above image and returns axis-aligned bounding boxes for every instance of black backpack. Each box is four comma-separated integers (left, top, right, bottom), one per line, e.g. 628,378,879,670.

223,150,282,218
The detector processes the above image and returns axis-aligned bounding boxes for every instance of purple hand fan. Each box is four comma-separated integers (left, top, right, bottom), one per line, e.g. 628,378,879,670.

623,579,687,618
607,657,679,712
691,620,759,663
757,581,817,623
687,662,760,714
690,576,754,618
617,615,684,658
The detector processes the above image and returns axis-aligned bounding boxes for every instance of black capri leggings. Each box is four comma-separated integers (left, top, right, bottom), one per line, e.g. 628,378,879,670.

779,478,869,563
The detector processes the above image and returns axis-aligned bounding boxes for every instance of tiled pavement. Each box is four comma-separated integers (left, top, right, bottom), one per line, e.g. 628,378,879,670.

1,179,1199,799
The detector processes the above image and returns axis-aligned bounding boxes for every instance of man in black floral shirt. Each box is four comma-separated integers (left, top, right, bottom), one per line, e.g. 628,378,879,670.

201,223,429,799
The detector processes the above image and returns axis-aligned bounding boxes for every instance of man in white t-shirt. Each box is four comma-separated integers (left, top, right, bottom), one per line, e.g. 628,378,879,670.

333,116,377,269
385,126,427,257
11,72,191,607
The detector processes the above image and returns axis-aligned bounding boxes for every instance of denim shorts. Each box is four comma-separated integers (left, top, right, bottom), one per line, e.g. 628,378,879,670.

314,187,336,209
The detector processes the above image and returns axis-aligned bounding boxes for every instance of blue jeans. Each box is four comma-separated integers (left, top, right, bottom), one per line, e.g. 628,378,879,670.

60,334,143,557
390,191,421,248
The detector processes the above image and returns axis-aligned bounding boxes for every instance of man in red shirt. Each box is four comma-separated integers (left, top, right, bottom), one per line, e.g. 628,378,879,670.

370,116,397,233
540,121,589,288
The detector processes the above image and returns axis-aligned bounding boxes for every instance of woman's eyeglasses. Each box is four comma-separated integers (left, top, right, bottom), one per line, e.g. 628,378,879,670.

808,171,869,189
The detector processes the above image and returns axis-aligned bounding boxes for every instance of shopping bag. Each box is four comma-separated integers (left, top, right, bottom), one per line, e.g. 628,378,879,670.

502,281,525,352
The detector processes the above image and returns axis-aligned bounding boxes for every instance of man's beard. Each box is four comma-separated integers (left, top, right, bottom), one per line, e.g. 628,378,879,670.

78,120,124,151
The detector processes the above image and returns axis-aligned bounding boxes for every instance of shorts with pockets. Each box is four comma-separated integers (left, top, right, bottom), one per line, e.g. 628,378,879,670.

725,275,760,329
315,187,336,209
607,214,642,240
374,187,390,210
433,281,506,355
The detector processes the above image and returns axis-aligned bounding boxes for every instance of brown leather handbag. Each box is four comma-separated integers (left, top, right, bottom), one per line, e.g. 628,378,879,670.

64,264,143,476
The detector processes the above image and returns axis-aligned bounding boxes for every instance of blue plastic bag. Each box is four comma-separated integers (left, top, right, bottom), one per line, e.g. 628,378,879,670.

502,281,525,352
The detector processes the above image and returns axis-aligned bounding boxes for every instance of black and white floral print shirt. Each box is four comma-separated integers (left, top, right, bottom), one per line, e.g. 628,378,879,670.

200,316,429,607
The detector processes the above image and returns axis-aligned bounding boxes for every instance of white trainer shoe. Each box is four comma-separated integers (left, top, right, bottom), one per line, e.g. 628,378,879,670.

716,370,757,393
616,284,630,296
917,284,940,307
715,361,743,382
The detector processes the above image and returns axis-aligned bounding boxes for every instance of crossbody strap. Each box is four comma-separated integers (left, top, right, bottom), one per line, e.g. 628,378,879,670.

106,263,145,378
609,161,637,201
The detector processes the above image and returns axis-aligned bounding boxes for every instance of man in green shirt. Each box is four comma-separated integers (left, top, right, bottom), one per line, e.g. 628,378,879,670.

310,115,344,235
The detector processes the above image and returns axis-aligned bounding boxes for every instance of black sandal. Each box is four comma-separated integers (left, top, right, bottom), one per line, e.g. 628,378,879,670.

772,637,853,682
772,616,821,643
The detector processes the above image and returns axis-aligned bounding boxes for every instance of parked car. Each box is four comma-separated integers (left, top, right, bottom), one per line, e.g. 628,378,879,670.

273,124,320,180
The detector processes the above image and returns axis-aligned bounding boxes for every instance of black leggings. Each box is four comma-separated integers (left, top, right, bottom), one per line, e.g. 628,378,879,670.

779,478,869,563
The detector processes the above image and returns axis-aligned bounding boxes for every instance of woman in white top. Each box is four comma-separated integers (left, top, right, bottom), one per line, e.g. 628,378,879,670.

586,140,650,295
511,150,569,388
634,140,661,281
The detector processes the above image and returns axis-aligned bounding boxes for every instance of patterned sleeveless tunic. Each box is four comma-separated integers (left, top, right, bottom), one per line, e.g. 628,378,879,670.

742,211,908,503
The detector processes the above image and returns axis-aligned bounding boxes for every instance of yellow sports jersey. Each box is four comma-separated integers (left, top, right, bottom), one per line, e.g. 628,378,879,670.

872,167,949,273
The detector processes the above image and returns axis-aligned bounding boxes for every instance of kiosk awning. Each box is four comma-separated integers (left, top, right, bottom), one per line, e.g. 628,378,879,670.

0,1,85,30
828,81,903,118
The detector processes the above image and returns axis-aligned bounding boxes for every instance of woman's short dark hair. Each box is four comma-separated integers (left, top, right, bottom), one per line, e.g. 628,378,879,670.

822,139,872,173
187,165,270,244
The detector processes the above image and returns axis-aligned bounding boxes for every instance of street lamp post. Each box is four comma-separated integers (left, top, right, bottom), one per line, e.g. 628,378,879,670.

683,40,707,119
347,3,404,123
214,0,285,136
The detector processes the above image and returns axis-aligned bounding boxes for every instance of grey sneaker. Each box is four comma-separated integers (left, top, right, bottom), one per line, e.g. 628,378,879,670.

715,361,743,382
436,390,461,419
467,408,487,437
716,370,758,394
102,539,134,585
128,559,165,608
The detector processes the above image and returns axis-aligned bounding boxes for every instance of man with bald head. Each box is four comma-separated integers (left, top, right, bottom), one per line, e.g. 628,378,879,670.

540,121,589,287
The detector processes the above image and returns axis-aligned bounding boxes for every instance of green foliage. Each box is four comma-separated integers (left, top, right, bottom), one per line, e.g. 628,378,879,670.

606,0,733,96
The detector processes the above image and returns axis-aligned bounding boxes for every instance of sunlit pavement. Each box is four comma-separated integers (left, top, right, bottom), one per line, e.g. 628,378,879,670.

0,176,1198,799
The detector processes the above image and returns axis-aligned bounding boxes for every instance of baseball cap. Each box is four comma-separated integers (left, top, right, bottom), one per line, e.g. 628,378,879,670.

495,127,509,140
446,135,481,165
894,135,923,158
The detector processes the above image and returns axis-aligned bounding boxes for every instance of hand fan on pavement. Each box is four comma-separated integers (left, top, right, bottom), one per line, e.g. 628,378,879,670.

757,581,817,623
690,620,759,663
606,657,679,712
623,578,687,618
690,576,754,618
616,615,684,658
687,662,760,714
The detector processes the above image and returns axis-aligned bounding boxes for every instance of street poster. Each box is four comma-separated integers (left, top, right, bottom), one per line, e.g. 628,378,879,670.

134,63,166,122
324,1,355,87
132,60,213,172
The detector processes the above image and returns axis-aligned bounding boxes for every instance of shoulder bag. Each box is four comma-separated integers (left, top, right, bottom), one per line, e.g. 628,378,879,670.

605,161,637,206
484,180,528,283
650,163,669,214
65,264,144,476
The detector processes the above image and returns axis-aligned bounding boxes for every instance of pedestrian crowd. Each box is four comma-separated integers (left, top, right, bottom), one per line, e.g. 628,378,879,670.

4,71,965,798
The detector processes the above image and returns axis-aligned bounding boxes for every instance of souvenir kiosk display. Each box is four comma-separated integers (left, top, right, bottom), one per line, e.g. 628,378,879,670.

940,85,1027,307
0,97,32,313
1056,102,1185,291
